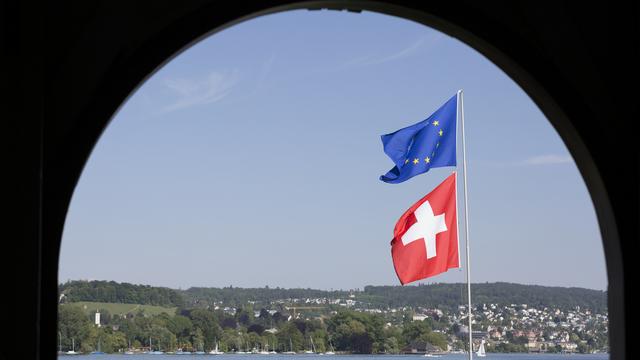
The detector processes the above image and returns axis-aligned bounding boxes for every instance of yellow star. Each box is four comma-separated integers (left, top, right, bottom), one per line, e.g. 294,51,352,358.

439,129,444,136
413,158,419,164
433,120,439,126
424,157,431,164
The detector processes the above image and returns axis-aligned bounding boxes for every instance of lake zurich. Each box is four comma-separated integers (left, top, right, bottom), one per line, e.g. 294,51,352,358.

57,354,609,360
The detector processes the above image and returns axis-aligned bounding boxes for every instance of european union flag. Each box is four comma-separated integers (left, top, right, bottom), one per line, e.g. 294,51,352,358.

380,93,457,184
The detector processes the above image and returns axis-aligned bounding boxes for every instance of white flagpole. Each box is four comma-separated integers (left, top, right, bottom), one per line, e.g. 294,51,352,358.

458,89,473,360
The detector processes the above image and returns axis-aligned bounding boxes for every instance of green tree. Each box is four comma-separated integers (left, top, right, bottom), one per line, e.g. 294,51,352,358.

310,329,328,352
168,315,193,344
236,307,255,326
402,320,432,343
145,324,176,351
246,332,262,351
191,328,205,351
276,322,304,351
327,311,384,354
94,327,127,353
220,328,240,352
383,336,400,354
262,332,278,352
189,309,222,350
58,304,93,352
418,332,447,351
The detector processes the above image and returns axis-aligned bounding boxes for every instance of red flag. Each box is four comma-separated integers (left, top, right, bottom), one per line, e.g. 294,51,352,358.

391,172,459,285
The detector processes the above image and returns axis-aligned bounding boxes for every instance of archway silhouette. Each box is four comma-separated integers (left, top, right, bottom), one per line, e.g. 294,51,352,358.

9,2,629,359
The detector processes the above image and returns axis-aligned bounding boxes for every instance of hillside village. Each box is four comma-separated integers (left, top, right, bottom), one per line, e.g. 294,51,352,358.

58,281,608,354
203,293,608,354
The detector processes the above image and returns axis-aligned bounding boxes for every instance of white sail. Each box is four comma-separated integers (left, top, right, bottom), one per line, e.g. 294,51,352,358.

304,337,315,354
210,341,225,355
476,340,486,357
66,338,80,355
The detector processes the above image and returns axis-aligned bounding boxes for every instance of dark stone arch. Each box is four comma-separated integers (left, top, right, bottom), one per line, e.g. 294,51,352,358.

3,2,634,359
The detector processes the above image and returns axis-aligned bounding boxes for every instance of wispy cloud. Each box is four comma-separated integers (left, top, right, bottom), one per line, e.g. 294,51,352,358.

333,33,443,71
345,37,427,67
162,70,240,112
213,54,277,106
486,154,574,168
521,154,573,166
257,54,276,87
247,54,276,97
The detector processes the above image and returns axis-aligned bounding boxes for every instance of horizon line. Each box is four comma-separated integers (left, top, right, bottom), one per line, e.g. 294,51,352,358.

58,278,608,293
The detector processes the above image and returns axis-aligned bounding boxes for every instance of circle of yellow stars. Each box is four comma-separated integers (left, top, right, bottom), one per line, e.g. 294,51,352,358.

403,119,444,167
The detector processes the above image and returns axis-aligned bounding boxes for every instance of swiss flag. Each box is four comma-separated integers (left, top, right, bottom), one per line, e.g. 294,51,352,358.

391,172,459,285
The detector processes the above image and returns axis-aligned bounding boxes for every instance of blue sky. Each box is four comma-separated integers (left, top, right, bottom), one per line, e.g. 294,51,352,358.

59,10,607,291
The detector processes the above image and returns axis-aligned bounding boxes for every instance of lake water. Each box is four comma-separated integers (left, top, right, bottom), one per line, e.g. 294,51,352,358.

57,354,609,360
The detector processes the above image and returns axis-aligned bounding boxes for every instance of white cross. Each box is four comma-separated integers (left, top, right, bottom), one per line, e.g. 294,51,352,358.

401,200,448,259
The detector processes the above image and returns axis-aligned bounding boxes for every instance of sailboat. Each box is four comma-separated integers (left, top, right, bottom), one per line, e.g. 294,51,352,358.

90,338,105,354
476,339,486,357
58,333,64,355
258,343,270,355
323,341,335,355
283,338,296,355
235,339,248,354
148,337,165,355
65,338,80,355
304,337,316,354
176,347,192,355
209,340,224,355
124,339,135,355
194,342,206,355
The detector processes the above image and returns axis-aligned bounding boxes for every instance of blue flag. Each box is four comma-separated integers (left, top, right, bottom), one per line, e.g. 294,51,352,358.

380,94,457,184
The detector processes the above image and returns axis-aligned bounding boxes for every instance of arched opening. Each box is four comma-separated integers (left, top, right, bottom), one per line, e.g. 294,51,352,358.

62,5,606,358
41,2,624,360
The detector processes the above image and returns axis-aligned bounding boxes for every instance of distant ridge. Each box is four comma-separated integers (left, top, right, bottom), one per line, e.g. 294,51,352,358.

59,280,607,313
362,282,607,313
59,280,185,307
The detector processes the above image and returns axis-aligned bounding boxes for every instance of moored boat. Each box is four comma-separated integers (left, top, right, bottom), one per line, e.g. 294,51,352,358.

476,339,486,357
